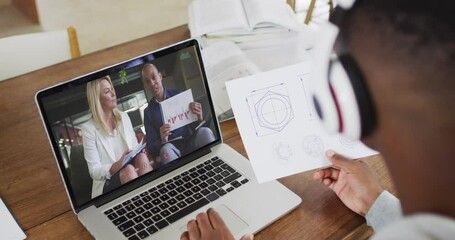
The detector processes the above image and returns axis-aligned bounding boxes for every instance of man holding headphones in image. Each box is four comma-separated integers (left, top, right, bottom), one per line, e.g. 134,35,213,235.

180,0,455,239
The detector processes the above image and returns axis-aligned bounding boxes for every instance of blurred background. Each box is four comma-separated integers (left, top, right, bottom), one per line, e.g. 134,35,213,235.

0,0,192,55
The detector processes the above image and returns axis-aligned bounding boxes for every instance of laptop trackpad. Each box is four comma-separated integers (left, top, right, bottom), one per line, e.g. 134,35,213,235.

179,205,248,235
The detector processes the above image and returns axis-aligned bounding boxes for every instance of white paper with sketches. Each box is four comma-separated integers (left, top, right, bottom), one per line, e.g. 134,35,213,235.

226,61,378,183
0,198,26,240
159,89,198,131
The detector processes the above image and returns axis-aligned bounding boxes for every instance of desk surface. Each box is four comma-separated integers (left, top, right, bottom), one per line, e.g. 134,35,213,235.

0,25,395,240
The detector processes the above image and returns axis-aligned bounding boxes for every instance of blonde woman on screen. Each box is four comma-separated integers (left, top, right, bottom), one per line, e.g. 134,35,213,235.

82,76,152,198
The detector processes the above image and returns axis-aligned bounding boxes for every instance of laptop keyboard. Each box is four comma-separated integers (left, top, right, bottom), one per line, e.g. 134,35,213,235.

103,156,250,240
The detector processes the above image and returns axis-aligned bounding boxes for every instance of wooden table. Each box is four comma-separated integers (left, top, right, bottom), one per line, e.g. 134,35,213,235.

0,25,395,240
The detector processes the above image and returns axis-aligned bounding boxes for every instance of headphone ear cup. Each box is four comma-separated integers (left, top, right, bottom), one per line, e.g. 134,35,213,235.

333,55,376,139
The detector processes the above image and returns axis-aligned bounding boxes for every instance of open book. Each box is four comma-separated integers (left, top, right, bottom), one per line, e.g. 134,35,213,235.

189,0,304,37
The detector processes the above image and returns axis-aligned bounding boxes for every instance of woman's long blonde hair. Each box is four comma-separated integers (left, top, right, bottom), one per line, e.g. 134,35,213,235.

86,76,122,134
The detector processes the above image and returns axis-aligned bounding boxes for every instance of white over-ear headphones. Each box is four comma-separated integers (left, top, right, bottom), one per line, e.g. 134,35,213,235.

311,0,376,140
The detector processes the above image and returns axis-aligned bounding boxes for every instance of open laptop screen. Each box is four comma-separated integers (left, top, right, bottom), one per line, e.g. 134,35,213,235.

36,39,221,211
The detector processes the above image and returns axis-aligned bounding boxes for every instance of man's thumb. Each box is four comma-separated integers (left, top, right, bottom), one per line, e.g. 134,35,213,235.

240,233,254,240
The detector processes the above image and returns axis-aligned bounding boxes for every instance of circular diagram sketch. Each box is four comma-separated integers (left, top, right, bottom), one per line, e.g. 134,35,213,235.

273,141,293,162
247,83,294,137
339,135,358,148
302,135,324,157
255,92,293,131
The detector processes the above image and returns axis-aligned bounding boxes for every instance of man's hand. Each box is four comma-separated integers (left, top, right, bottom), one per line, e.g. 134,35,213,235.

181,208,253,240
189,102,203,121
159,124,171,143
313,150,383,216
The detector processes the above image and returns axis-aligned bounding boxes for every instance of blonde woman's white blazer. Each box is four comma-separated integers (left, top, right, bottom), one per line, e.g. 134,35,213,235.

82,111,139,198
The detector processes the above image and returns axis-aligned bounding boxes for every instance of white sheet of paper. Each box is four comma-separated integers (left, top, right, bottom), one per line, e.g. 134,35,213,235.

0,198,26,240
160,89,198,131
226,61,378,183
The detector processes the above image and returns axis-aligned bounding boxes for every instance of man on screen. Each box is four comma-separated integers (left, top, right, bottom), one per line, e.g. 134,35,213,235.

141,63,215,165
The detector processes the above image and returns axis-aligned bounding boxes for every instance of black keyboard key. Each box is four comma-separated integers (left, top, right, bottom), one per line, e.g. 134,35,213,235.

122,227,136,237
220,163,229,169
226,187,235,192
207,170,215,177
199,182,208,189
132,196,140,201
142,195,152,202
176,186,185,193
157,183,165,189
183,182,193,189
183,190,193,197
151,207,161,214
241,179,249,184
159,202,169,209
193,193,203,200
113,216,127,226
185,197,195,204
114,204,123,210
148,187,157,193
143,219,153,227
116,208,127,216
189,172,199,178
223,172,242,184
169,206,179,213
161,209,171,217
165,179,173,184
135,207,145,214
142,211,153,219
176,194,185,201
220,171,230,177
177,201,188,208
191,186,201,193
118,220,135,231
212,159,223,167
134,223,145,231
214,174,223,181
123,200,132,206
189,167,197,172
125,204,136,211
191,178,201,185
206,192,219,202
215,181,225,187
226,166,236,173
232,180,241,188
134,200,144,207
152,215,162,222
137,230,150,239
126,211,136,219
160,194,170,201
199,175,209,181
143,203,153,210
151,199,162,205
107,212,118,220
158,188,168,194
182,176,191,182
128,235,140,240
168,198,177,206
216,189,227,196
197,168,207,174
104,209,113,215
208,185,218,192
147,225,158,235
166,198,210,223
155,219,169,229
206,178,215,185
150,191,160,198
213,167,222,173
140,192,148,197
167,183,176,190
133,215,144,223
175,179,184,186
201,189,211,196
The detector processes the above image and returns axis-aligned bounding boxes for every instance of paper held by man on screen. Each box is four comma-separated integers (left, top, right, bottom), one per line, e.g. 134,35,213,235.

226,61,378,183
160,89,198,131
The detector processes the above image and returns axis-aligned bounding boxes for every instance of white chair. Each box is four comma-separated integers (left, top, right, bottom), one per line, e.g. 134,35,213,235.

0,26,81,81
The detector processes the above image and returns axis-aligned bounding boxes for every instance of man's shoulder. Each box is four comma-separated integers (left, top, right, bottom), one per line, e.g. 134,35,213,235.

371,213,455,240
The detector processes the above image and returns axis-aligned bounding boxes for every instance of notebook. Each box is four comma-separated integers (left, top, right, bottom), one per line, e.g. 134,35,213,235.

35,39,301,239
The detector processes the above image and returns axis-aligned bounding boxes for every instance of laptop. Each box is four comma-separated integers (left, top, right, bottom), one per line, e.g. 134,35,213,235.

35,39,301,239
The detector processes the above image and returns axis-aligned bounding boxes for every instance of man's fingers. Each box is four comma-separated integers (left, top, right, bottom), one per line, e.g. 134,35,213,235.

196,212,213,235
207,208,230,232
180,231,190,240
187,220,201,239
313,167,340,181
326,150,356,170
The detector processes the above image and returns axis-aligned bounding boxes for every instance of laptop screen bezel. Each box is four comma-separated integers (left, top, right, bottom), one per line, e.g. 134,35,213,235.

35,39,222,213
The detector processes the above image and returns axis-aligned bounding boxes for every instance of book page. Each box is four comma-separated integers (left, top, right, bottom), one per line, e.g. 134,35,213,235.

202,41,261,121
242,0,303,32
226,61,377,183
188,0,250,37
